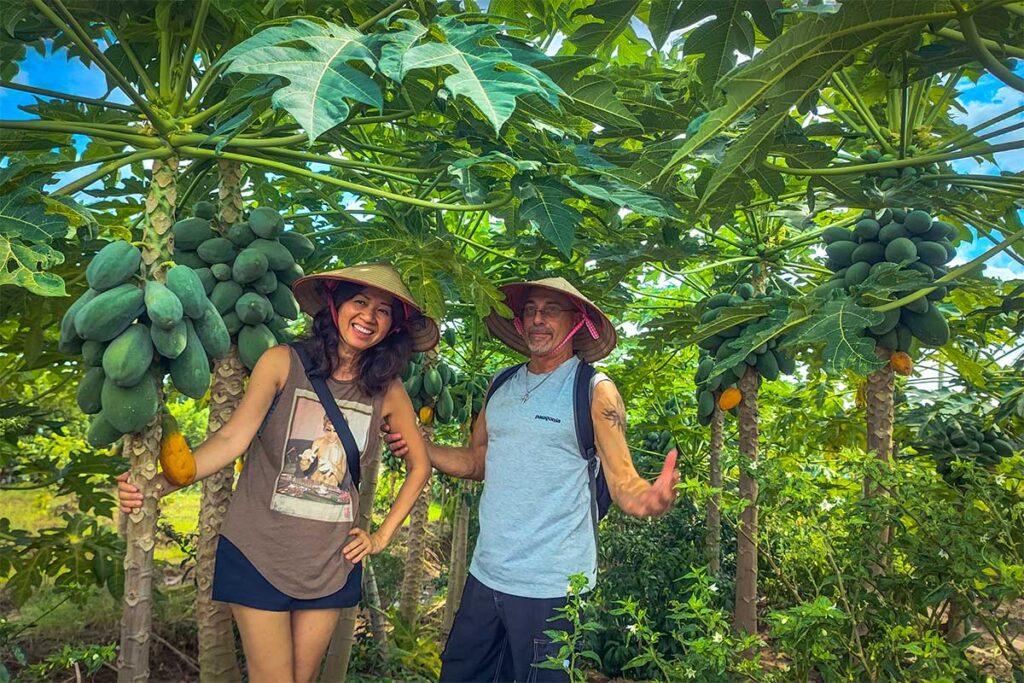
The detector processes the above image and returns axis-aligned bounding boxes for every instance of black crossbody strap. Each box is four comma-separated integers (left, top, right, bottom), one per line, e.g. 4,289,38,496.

291,344,362,490
484,363,525,406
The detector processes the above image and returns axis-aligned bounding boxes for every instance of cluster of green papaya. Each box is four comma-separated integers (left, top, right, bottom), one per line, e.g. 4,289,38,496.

694,286,796,426
402,354,464,425
60,237,230,447
857,146,942,192
821,208,954,352
928,418,1016,485
172,202,314,371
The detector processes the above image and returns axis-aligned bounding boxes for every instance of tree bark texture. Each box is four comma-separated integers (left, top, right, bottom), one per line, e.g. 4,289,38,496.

734,368,760,638
119,156,177,682
442,486,471,638
321,446,383,682
398,484,431,626
194,162,245,683
117,399,164,682
363,556,388,647
196,350,244,682
864,350,894,565
706,404,724,576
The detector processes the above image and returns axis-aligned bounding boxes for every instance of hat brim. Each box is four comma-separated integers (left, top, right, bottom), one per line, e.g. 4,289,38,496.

484,283,617,363
293,269,439,353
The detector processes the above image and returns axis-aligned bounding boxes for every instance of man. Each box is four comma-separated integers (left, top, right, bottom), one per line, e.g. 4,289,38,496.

385,277,678,682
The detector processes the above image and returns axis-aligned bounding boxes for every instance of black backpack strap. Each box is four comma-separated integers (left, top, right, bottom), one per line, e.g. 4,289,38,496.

573,362,602,539
291,343,362,490
484,364,525,406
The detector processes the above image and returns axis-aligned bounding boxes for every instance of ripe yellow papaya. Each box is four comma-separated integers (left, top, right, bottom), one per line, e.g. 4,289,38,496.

159,412,196,486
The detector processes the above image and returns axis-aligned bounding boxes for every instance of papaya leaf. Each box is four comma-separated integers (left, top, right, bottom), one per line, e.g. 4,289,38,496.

556,74,642,130
564,177,679,219
681,0,779,96
401,19,563,134
569,0,643,54
517,179,581,258
0,187,68,296
664,0,946,177
378,18,428,82
220,19,382,143
785,296,885,376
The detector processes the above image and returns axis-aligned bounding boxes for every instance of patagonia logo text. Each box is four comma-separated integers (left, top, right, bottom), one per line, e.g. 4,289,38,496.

534,415,561,423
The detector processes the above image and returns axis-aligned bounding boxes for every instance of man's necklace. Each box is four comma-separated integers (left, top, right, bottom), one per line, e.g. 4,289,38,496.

521,366,556,403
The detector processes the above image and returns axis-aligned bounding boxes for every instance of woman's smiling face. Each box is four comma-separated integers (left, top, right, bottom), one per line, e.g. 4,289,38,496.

335,286,395,352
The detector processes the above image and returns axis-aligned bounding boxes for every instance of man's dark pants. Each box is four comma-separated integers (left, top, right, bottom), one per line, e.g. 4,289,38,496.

440,574,573,682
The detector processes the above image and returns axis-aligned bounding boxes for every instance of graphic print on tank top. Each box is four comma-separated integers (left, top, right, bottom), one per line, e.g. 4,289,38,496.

271,388,371,523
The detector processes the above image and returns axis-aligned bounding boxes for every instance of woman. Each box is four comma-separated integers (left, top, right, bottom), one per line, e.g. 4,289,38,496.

117,263,434,683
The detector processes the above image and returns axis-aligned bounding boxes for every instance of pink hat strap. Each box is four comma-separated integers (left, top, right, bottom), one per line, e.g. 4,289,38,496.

324,280,340,332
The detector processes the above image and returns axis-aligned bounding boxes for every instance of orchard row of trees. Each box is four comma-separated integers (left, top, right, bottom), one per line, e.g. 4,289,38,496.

1,0,1022,680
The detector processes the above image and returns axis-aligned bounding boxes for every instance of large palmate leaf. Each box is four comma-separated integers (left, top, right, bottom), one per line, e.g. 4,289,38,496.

664,0,947,189
569,0,643,54
677,0,781,95
564,177,679,219
401,18,563,134
786,296,886,376
0,187,69,296
517,179,582,258
554,73,641,130
220,19,382,143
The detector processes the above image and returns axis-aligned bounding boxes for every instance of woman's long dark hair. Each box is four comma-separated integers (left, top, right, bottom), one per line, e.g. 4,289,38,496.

297,281,413,396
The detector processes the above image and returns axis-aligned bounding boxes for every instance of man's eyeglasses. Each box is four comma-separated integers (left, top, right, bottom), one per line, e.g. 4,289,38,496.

521,304,572,320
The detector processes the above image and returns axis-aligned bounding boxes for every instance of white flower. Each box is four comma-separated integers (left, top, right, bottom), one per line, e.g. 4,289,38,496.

938,549,949,560
685,668,697,679
627,624,638,634
712,632,724,643
819,499,835,512
708,583,719,593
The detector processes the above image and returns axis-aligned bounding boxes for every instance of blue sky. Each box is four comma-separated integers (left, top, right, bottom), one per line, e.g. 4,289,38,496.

2,41,1021,279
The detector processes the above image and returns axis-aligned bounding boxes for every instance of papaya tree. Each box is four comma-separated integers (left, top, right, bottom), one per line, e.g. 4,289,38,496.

117,155,177,683
193,161,245,682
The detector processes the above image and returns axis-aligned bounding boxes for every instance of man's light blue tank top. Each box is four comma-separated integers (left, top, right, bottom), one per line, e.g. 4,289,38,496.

470,356,606,599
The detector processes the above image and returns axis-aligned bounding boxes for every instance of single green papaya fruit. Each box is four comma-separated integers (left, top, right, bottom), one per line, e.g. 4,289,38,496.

77,366,105,414
170,320,211,398
152,319,188,359
86,240,142,291
102,323,154,387
74,283,144,342
101,375,158,433
238,323,276,371
172,217,215,250
144,281,184,330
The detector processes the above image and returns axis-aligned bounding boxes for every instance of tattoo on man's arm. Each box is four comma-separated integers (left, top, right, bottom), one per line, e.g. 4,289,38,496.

603,395,627,433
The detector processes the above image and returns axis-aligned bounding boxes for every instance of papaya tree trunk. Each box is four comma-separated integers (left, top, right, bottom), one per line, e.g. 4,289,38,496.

399,484,431,626
733,367,760,638
864,348,894,574
442,483,471,638
118,156,177,683
321,446,384,682
195,162,244,682
706,404,724,576
364,556,388,647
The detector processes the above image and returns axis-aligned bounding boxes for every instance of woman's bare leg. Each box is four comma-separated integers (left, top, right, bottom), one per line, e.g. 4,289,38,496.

291,608,343,683
230,603,295,683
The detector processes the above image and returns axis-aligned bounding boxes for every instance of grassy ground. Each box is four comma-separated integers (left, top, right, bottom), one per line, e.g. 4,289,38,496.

1,486,202,564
